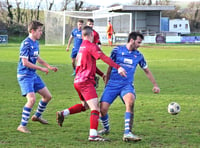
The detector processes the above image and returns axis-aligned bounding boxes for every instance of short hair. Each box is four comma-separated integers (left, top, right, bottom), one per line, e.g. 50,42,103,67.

78,20,84,24
28,21,43,33
128,32,144,42
82,26,93,36
87,19,94,23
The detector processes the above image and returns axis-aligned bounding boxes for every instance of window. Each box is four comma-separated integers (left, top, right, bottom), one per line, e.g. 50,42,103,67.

173,24,177,28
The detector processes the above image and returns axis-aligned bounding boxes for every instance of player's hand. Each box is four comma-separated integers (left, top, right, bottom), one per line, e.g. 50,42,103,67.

50,66,58,72
152,86,160,93
41,67,49,75
118,67,127,77
102,74,106,83
66,48,69,52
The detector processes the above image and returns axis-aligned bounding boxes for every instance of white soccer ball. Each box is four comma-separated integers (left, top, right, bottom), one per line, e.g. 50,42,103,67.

168,102,181,115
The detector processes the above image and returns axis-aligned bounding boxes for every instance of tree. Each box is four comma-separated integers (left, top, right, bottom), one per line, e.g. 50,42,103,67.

15,0,21,23
6,0,13,24
75,0,83,11
61,0,72,11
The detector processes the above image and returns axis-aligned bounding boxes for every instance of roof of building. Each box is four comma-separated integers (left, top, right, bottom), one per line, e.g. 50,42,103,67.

108,5,175,12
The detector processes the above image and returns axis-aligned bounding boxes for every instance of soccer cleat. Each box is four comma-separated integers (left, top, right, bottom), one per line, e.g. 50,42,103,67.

71,71,76,76
123,132,142,142
31,115,48,124
98,128,110,135
94,76,100,88
17,125,31,133
56,111,64,127
88,135,110,142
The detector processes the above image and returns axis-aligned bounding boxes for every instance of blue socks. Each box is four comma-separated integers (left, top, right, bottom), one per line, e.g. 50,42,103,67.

21,106,31,126
100,114,110,131
35,100,47,118
124,112,134,134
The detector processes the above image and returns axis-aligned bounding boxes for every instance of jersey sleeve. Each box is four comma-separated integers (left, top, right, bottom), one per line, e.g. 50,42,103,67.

139,54,148,69
71,29,75,37
89,44,103,60
19,40,30,59
110,46,118,62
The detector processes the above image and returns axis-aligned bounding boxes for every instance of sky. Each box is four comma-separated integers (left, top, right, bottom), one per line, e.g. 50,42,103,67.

5,0,200,10
84,0,200,7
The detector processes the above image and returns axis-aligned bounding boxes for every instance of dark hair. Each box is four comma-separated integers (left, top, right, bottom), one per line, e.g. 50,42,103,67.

78,20,84,23
128,32,144,42
82,26,93,36
87,19,94,23
28,21,43,33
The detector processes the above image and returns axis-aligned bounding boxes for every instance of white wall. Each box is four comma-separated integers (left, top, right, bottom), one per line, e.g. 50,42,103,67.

169,19,190,34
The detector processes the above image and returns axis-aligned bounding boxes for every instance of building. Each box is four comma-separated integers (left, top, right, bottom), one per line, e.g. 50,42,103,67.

107,5,175,34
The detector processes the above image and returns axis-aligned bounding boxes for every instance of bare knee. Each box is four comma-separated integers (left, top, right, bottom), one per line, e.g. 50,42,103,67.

100,102,109,117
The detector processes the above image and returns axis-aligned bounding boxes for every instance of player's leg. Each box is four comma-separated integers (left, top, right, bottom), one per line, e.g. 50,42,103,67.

108,35,112,46
56,83,88,127
71,58,76,76
98,84,119,135
31,86,51,124
31,75,51,124
94,75,100,88
17,92,36,133
122,92,141,141
56,101,88,127
98,102,110,135
71,48,77,76
87,98,109,141
79,82,108,141
17,76,36,133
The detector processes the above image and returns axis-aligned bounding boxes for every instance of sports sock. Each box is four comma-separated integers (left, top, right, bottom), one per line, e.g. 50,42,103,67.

100,114,110,131
20,106,31,126
35,100,47,118
90,110,99,136
67,104,86,115
124,112,134,134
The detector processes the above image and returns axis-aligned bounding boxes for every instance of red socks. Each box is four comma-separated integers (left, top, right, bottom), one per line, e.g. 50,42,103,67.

90,110,99,130
68,104,86,114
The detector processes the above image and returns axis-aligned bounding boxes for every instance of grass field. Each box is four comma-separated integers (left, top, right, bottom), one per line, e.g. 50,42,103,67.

0,43,200,148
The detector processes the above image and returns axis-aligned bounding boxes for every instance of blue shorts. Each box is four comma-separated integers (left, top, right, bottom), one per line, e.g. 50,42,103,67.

71,48,79,58
100,82,135,104
17,74,45,97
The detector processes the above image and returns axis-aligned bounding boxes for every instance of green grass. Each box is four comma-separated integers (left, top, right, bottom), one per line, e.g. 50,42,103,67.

0,43,200,148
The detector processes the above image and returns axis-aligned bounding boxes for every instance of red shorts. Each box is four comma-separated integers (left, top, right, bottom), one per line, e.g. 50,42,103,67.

74,81,98,101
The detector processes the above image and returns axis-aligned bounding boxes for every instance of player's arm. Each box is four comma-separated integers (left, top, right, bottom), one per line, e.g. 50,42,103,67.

66,36,73,52
37,56,58,72
96,67,106,82
143,68,160,93
105,66,112,85
22,58,49,74
99,53,126,77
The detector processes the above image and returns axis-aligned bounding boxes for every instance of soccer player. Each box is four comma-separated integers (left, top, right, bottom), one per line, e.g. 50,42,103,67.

98,32,160,141
86,18,101,88
87,19,101,47
56,26,127,141
17,21,58,133
66,20,84,76
107,20,114,46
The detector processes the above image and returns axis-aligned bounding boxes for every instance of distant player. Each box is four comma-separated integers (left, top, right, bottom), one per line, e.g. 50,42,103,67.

87,18,101,88
98,32,160,141
87,19,101,47
56,26,127,141
107,20,114,46
17,21,58,133
66,20,84,76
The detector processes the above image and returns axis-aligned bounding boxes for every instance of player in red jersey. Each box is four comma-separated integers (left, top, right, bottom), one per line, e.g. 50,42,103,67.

87,19,101,46
56,26,126,141
87,18,101,88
